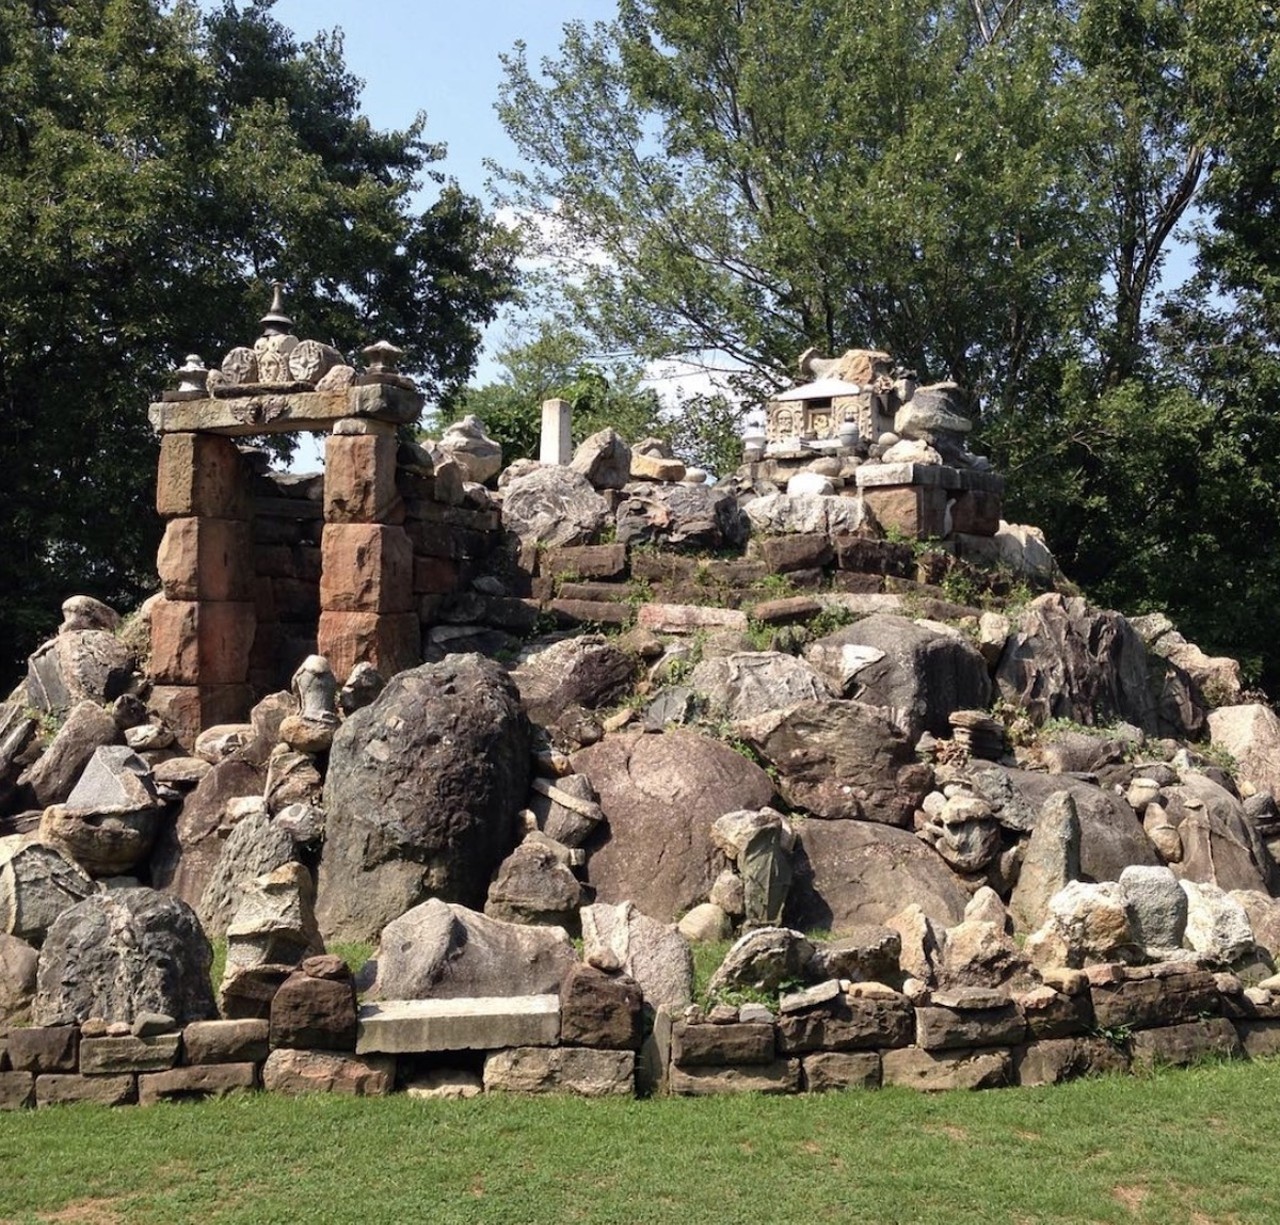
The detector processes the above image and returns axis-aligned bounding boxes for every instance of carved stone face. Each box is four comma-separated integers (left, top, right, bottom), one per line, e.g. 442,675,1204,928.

921,794,1002,873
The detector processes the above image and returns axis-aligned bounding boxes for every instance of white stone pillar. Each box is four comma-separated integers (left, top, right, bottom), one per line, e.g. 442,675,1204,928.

539,397,572,465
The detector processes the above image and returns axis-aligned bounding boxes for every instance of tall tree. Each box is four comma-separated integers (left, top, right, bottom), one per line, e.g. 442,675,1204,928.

0,0,515,678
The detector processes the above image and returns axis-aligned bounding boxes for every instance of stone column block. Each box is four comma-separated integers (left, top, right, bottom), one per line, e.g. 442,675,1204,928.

317,611,420,684
157,518,254,602
319,524,413,614
148,684,255,751
324,433,400,524
149,598,257,685
156,433,248,520
950,490,1002,537
860,484,949,539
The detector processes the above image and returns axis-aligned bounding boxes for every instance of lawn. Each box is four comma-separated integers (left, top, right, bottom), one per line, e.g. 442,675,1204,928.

2,1057,1278,1224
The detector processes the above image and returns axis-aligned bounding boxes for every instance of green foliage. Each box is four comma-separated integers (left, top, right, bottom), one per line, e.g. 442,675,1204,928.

0,0,515,681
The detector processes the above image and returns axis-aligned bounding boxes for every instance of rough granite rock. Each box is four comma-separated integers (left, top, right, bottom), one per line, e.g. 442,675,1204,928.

804,615,990,738
1163,773,1271,894
485,839,586,928
510,635,635,726
1119,865,1189,952
18,700,119,810
0,932,38,1024
615,484,748,551
0,844,97,949
581,901,694,1011
707,928,815,996
573,730,774,922
366,899,576,1001
317,656,530,942
1207,704,1280,797
1009,791,1081,934
688,652,831,721
26,629,136,716
571,428,632,490
197,811,296,939
501,466,610,548
33,887,215,1026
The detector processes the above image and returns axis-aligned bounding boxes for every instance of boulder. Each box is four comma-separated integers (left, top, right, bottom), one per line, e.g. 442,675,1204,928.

197,811,297,939
1140,623,1243,707
734,700,927,825
615,484,748,551
809,927,902,984
483,1046,635,1096
58,595,121,635
571,428,632,490
436,414,502,484
1232,890,1280,961
528,773,605,848
1180,880,1254,964
0,932,38,1024
223,862,322,979
938,920,1036,992
677,902,733,943
33,887,215,1026
785,821,969,932
995,594,1160,734
573,730,774,921
688,652,831,721
711,807,794,926
485,839,586,928
887,903,947,983
1163,772,1271,893
366,899,576,1001
1008,791,1081,934
1024,881,1139,969
26,629,135,716
581,901,693,1011
706,927,814,996
510,635,635,726
630,452,685,482
317,655,531,942
1208,704,1280,797
1118,865,1188,952
0,844,96,947
804,615,990,738
501,466,610,548
17,700,119,809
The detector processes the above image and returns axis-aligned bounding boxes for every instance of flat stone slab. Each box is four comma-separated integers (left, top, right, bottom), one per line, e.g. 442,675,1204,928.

149,385,422,436
636,604,749,634
855,462,962,490
356,995,561,1054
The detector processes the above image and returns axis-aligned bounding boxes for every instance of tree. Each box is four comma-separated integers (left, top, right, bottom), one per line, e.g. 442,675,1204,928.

0,0,515,678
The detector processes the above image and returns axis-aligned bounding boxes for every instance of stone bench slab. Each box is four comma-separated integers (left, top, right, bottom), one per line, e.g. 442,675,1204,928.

357,996,561,1054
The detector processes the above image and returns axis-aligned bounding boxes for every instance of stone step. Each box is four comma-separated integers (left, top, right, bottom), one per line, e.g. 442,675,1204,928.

356,995,561,1054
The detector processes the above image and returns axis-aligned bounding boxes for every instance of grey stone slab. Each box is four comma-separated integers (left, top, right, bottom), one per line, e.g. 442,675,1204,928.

148,384,422,436
80,1034,180,1075
356,995,560,1054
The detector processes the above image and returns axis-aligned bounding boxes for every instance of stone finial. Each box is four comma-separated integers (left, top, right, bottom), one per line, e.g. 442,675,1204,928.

361,340,404,375
260,282,294,337
173,355,209,395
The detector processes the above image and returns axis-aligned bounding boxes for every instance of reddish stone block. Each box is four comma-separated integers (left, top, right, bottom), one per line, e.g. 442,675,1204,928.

950,490,1002,537
138,1063,257,1104
269,971,357,1052
317,611,420,684
323,433,399,524
156,433,248,520
7,1026,79,1073
319,524,414,614
149,598,256,685
860,485,948,539
157,517,254,602
148,684,255,751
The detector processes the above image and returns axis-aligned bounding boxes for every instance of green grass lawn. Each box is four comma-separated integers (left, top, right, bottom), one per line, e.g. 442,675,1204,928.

2,1057,1278,1224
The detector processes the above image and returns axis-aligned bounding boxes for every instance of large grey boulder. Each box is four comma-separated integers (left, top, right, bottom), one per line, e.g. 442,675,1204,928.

581,901,693,1011
995,594,1160,734
689,652,831,721
785,821,969,932
615,484,747,551
1008,792,1081,934
1118,865,1188,952
571,428,632,490
197,810,297,939
1180,880,1254,964
1163,772,1270,894
706,927,814,996
436,414,502,484
501,466,609,548
33,887,216,1026
804,615,990,738
0,843,96,947
26,628,135,716
17,700,119,809
510,635,635,726
317,656,531,942
365,899,576,1001
573,730,774,922
1024,880,1139,969
734,700,928,825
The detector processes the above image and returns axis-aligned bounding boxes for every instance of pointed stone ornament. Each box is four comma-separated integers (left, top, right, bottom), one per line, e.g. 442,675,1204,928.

260,282,294,336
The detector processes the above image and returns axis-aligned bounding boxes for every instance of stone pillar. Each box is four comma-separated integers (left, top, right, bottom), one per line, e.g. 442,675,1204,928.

317,421,419,683
149,433,256,747
539,398,572,465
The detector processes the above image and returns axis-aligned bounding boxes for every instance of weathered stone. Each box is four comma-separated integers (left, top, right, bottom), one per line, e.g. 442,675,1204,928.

636,604,749,634
776,992,914,1053
79,1034,181,1074
918,795,1003,875
26,631,136,718
571,428,632,490
138,1062,257,1104
616,484,747,551
260,1048,395,1096
317,656,530,942
197,812,296,939
573,730,774,922
501,466,610,548
1119,865,1188,951
1012,1036,1129,1086
224,862,322,977
1025,881,1139,969
1235,1018,1280,1059
315,611,420,687
36,1072,136,1107
511,635,635,725
559,964,643,1050
0,933,38,1025
269,966,357,1051
581,902,694,1011
689,653,831,722
915,1002,1026,1051
1164,774,1271,894
6,1025,79,1073
366,899,575,1001
1207,704,1280,798
215,965,293,1022
809,928,902,985
156,517,254,602
528,774,605,849
881,1046,1012,1091
1089,965,1219,1031
0,1071,34,1110
356,995,561,1052
404,1069,483,1100
149,598,255,686
630,452,686,482
1180,880,1254,963
707,928,814,996
323,431,399,523
437,414,503,485
804,615,990,739
1009,791,1082,934
319,524,413,614
483,1046,635,1096
485,839,586,927
0,844,96,948
1129,1017,1242,1068
182,1019,270,1065
672,1021,775,1067
155,432,248,518
150,384,422,435
667,1059,800,1096
744,492,867,537
33,888,215,1026
937,920,1036,993
801,1051,881,1092
1017,985,1094,1039
18,701,119,810
786,821,968,932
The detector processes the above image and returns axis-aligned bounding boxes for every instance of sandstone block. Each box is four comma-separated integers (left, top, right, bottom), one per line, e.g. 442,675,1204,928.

482,1046,635,1096
319,524,413,614
1017,986,1094,1040
149,599,256,685
667,1059,801,1096
317,611,420,684
7,1025,79,1073
949,490,1001,537
156,518,254,602
746,533,834,573
1012,1036,1130,1086
79,1034,180,1075
860,485,949,539
1089,966,1218,1031
541,544,627,581
800,1051,881,1092
148,684,255,751
36,1072,135,1107
915,1002,1027,1051
1129,1017,1242,1069
261,1048,395,1096
559,964,643,1051
324,432,399,523
671,1021,775,1068
636,604,749,634
156,433,247,520
182,1019,270,1065
0,1071,34,1110
138,1062,257,1104
775,994,915,1054
880,1046,1012,1091
269,971,357,1051
356,996,561,1054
